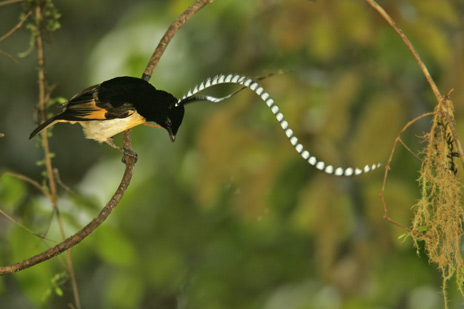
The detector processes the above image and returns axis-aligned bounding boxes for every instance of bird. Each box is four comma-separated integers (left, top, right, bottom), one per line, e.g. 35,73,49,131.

29,76,185,157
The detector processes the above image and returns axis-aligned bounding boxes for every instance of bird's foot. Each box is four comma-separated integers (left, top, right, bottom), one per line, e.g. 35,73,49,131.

104,138,138,164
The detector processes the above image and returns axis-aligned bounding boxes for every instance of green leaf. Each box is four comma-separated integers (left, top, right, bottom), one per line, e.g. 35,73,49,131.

398,233,411,242
417,226,428,233
54,287,63,297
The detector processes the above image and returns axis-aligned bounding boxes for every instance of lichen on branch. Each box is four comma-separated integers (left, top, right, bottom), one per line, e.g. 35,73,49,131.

412,97,464,301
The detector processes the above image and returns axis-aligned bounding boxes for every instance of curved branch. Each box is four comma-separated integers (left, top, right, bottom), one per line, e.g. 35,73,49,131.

0,0,24,8
2,171,52,201
365,0,442,102
142,0,215,81
0,10,32,43
379,112,435,233
0,132,136,275
0,0,215,276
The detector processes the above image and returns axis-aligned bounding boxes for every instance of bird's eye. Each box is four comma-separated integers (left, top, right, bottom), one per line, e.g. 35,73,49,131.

166,119,172,126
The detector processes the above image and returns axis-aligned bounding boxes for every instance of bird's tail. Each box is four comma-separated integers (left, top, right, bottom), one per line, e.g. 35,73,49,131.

29,116,61,139
176,73,381,176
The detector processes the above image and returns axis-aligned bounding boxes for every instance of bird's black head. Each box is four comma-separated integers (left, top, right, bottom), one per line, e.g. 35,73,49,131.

163,98,184,142
148,90,184,142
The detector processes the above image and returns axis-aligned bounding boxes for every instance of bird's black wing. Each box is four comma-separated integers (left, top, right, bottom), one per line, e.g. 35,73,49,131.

29,77,149,139
62,79,139,121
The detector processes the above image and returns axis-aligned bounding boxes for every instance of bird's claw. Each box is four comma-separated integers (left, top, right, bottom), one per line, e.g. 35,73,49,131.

121,149,138,164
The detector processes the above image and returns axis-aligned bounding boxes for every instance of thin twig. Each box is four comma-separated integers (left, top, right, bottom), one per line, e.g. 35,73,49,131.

365,0,442,102
0,138,136,275
0,50,18,63
53,168,76,195
0,0,24,7
2,171,52,201
35,9,57,206
398,138,422,162
366,0,451,239
1,0,215,277
380,112,435,233
438,89,464,170
142,0,215,81
0,209,52,240
0,10,32,42
34,3,80,307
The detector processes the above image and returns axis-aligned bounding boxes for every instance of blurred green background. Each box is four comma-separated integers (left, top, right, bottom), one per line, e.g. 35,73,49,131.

1,0,464,308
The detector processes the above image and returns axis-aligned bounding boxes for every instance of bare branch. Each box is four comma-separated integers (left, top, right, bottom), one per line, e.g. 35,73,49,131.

142,0,216,81
1,0,215,276
365,0,442,102
0,50,18,63
0,0,24,7
438,90,464,170
0,208,52,240
0,132,136,275
380,112,435,233
2,171,53,202
0,11,32,43
53,168,76,195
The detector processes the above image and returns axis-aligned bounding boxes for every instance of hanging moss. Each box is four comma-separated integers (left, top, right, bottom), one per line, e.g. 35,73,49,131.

412,98,464,306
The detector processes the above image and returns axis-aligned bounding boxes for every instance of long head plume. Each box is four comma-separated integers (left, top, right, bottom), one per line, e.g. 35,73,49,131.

177,73,381,176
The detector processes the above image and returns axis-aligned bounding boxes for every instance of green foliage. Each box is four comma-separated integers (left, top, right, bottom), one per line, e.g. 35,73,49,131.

19,0,61,58
42,272,68,302
46,96,67,108
1,0,464,308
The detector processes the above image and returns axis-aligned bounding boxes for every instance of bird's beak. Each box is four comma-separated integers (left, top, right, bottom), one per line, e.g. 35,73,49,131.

167,128,176,142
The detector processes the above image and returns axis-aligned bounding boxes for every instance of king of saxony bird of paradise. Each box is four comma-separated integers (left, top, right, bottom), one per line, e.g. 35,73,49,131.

30,74,380,176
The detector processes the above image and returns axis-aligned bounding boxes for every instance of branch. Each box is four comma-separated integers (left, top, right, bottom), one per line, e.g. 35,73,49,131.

365,0,442,102
142,0,215,81
0,0,215,276
31,3,83,305
438,90,464,170
0,10,32,43
0,0,24,7
0,208,51,240
0,49,18,63
2,171,53,202
0,132,136,275
379,112,435,234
